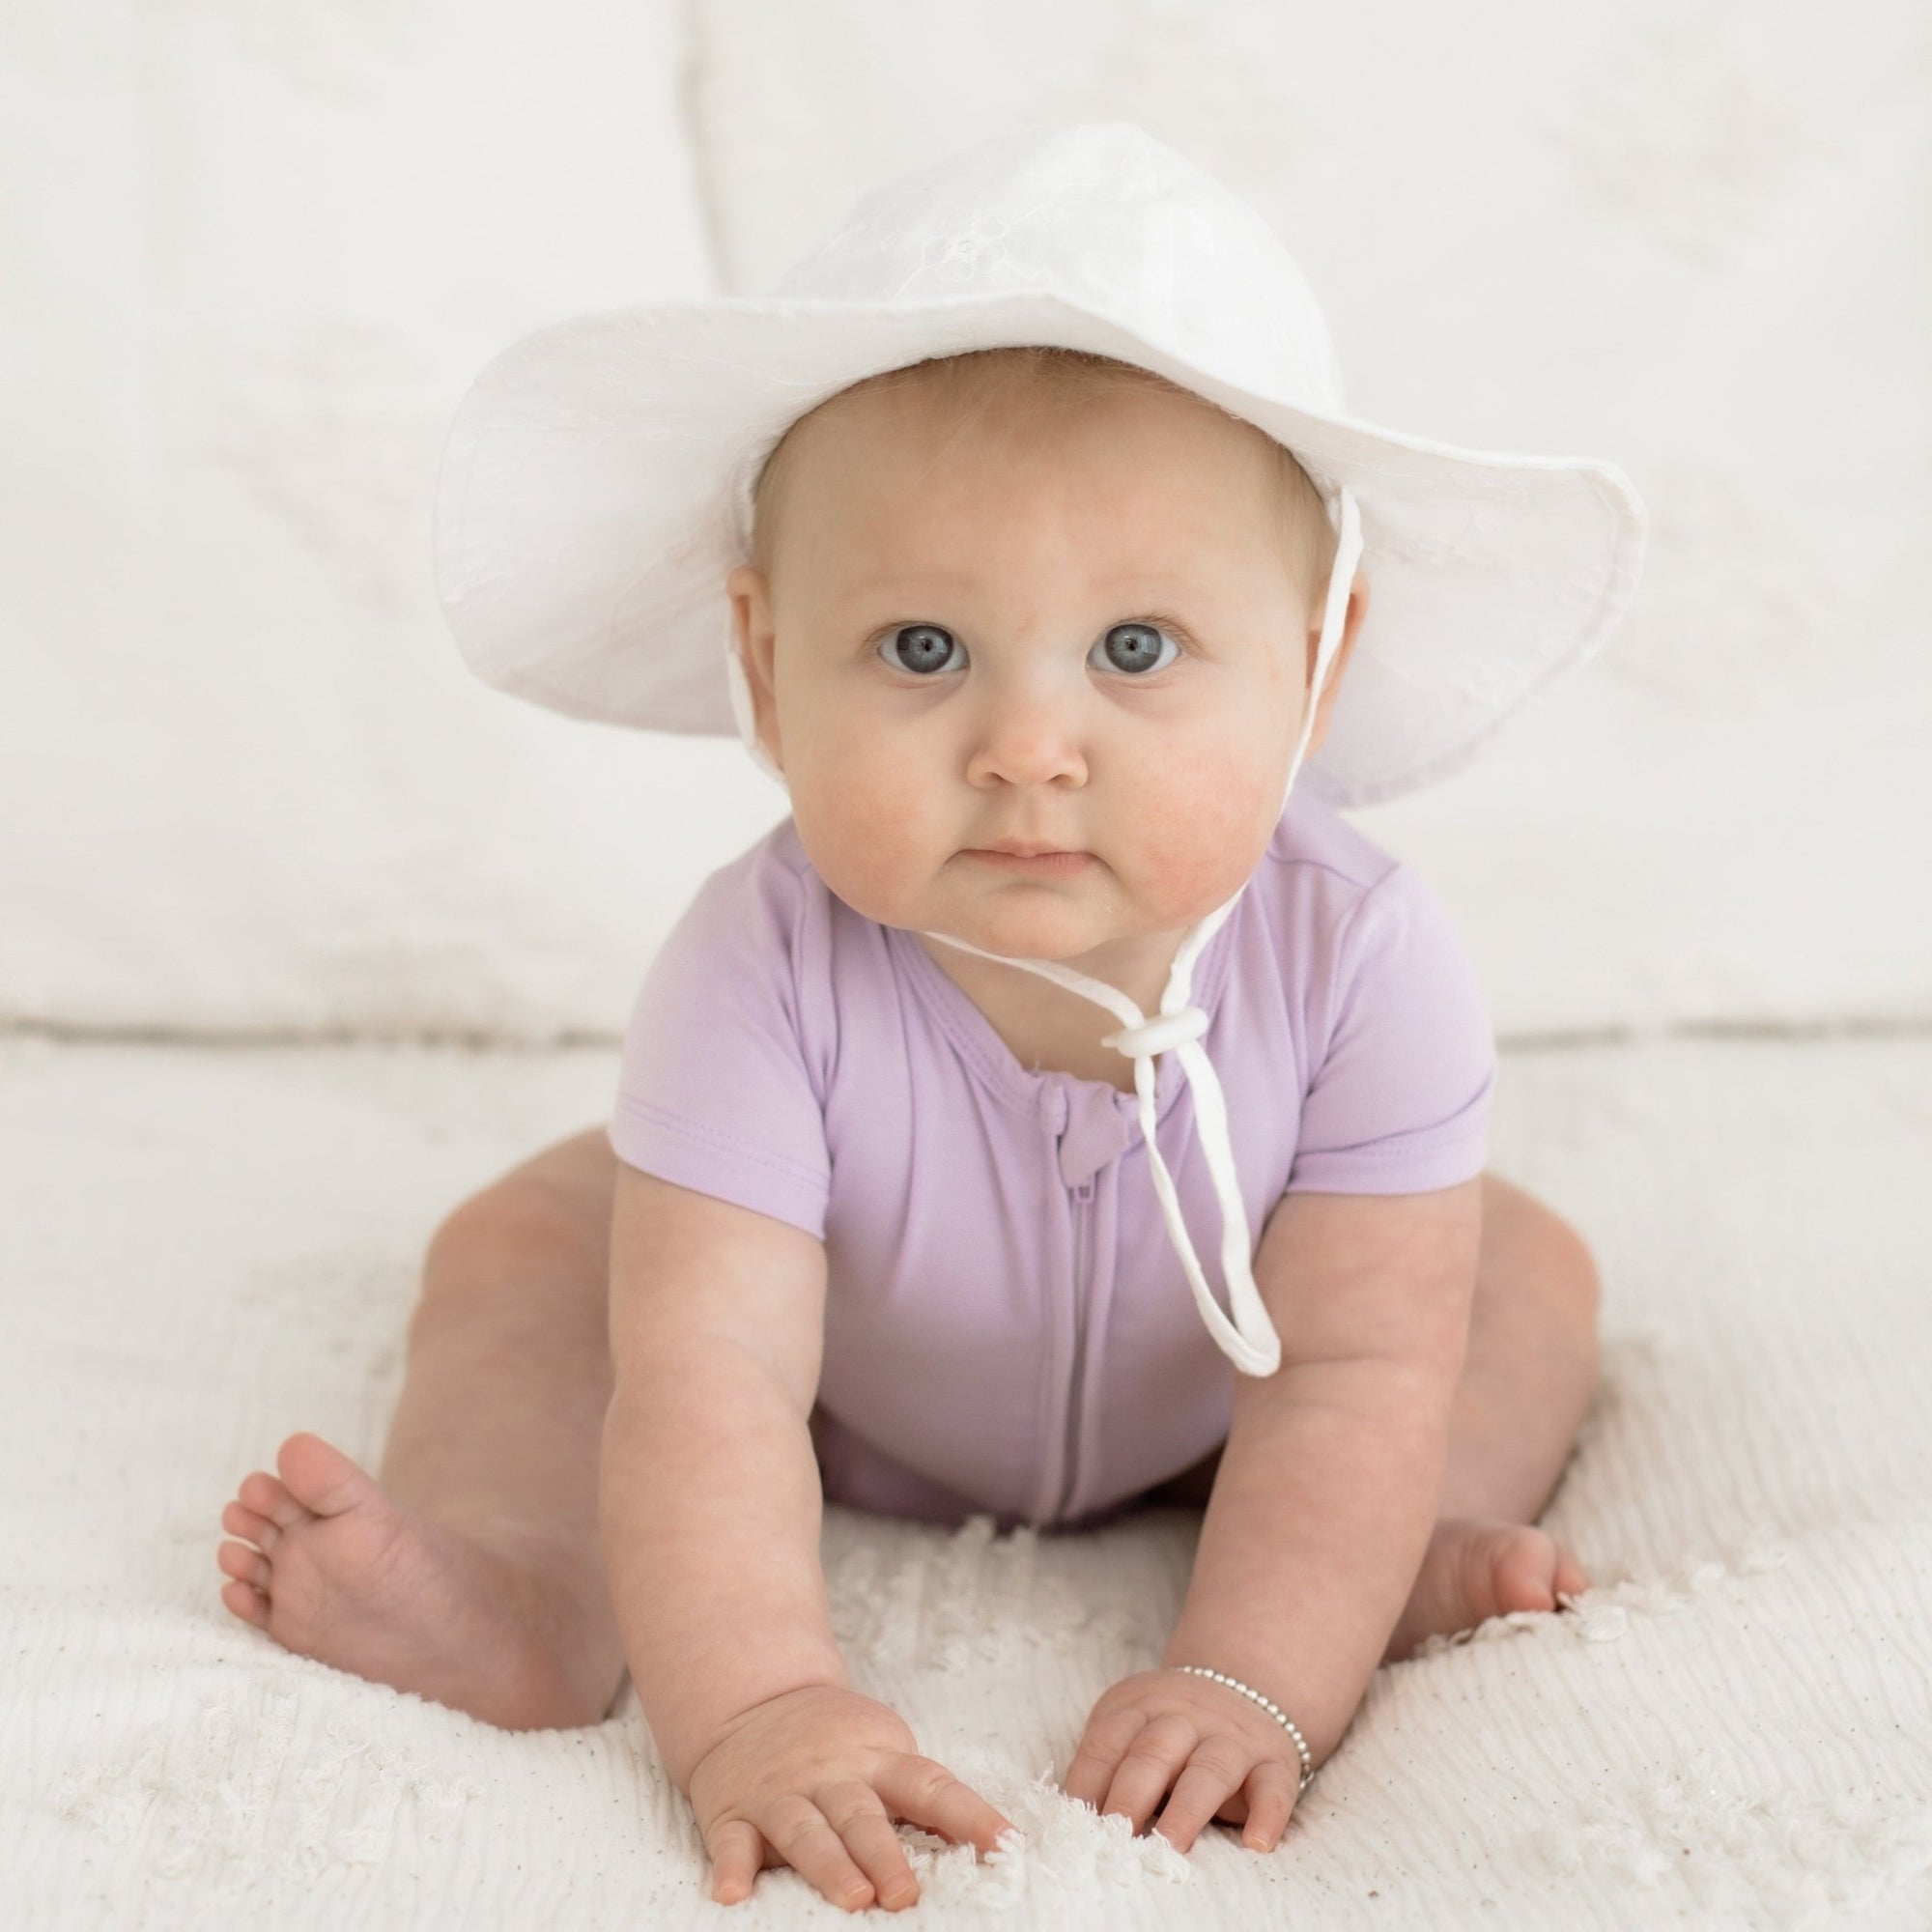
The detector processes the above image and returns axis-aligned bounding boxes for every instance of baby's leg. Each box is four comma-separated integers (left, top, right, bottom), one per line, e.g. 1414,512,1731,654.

1436,1171,1601,1524
1147,1172,1600,1659
1382,1169,1600,1660
216,1126,629,1729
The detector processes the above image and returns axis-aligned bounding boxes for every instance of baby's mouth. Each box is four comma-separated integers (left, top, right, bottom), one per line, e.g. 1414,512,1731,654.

961,848,1095,875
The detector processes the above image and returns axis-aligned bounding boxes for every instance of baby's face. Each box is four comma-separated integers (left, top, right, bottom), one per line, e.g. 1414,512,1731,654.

729,377,1364,981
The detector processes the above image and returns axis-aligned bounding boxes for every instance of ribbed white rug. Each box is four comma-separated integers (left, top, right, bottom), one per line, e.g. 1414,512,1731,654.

5,1032,1932,1929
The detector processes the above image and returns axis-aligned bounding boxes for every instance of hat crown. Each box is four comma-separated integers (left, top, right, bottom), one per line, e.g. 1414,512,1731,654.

766,122,1347,415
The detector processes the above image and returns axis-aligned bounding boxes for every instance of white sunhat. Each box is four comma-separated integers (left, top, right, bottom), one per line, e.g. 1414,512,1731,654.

431,119,1647,1378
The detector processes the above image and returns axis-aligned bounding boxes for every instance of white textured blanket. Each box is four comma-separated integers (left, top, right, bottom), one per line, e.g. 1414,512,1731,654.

5,1032,1931,1929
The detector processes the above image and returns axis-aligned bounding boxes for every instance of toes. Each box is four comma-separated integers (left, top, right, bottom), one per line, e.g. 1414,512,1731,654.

219,1577,271,1628
275,1432,377,1520
1553,1548,1590,1599
238,1470,310,1532
1487,1526,1560,1615
1492,1529,1592,1611
221,1501,280,1551
218,1539,271,1591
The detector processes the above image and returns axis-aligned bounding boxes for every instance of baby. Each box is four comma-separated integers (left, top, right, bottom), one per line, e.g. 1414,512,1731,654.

215,125,1626,1915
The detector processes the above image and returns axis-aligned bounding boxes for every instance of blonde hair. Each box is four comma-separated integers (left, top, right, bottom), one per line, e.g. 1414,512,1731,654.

746,346,1340,618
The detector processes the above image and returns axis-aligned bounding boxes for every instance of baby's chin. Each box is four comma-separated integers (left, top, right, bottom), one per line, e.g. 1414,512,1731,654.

811,841,1241,952
892,884,1195,967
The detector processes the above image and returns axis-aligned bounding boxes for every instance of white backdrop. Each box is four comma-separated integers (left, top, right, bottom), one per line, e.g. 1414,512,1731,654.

5,0,1928,1043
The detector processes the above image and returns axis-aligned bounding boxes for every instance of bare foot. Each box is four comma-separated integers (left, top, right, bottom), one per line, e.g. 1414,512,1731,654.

1381,1517,1589,1663
216,1432,618,1730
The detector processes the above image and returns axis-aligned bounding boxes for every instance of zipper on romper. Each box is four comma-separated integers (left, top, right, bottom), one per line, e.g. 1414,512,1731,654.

1053,1173,1097,1523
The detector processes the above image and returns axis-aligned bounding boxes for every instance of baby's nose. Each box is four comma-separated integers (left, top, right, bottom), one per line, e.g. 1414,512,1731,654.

966,690,1089,788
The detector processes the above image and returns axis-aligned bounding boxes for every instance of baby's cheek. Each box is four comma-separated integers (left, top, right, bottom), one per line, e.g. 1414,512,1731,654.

787,752,939,923
1126,753,1280,922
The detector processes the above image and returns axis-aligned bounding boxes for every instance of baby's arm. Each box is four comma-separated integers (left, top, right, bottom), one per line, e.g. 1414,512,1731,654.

602,1164,1016,1910
601,1162,847,1786
1161,1179,1483,1767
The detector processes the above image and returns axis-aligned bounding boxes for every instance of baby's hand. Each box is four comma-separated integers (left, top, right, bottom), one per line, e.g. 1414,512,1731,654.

1061,1668,1306,1854
686,1682,1019,1911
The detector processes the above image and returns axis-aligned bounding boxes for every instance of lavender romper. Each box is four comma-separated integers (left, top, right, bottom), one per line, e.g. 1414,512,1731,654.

609,789,1495,1534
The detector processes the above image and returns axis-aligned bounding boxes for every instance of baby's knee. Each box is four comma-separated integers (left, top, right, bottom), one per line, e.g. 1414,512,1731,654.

421,1174,608,1309
1534,1208,1602,1347
1480,1173,1601,1332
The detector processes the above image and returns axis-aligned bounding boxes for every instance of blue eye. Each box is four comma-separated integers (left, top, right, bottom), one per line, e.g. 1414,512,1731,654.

1092,622,1179,674
879,624,960,675
876,619,1182,676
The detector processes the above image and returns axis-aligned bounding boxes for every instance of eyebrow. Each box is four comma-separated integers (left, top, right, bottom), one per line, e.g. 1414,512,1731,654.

838,571,1215,602
837,572,985,598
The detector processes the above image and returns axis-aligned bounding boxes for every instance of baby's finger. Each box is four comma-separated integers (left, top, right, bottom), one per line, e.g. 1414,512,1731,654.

1061,1708,1149,1807
1151,1736,1251,1854
705,1816,766,1906
816,1778,921,1911
1097,1714,1198,1833
875,1754,1018,1855
757,1796,880,1913
1236,1759,1301,1853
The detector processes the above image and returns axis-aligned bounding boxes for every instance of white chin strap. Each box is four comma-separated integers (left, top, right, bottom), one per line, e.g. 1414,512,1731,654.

728,486,1363,1378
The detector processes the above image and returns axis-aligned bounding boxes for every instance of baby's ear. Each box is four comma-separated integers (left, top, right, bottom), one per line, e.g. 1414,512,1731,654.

1305,572,1371,742
725,565,783,765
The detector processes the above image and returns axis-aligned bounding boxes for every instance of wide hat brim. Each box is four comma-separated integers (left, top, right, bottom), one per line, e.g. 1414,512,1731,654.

431,285,1646,810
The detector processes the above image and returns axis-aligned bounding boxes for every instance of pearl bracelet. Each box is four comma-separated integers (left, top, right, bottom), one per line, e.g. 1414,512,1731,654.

1168,1665,1316,1794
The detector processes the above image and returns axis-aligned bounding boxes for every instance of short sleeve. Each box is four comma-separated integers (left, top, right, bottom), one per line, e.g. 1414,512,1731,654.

609,845,832,1239
1285,863,1496,1195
